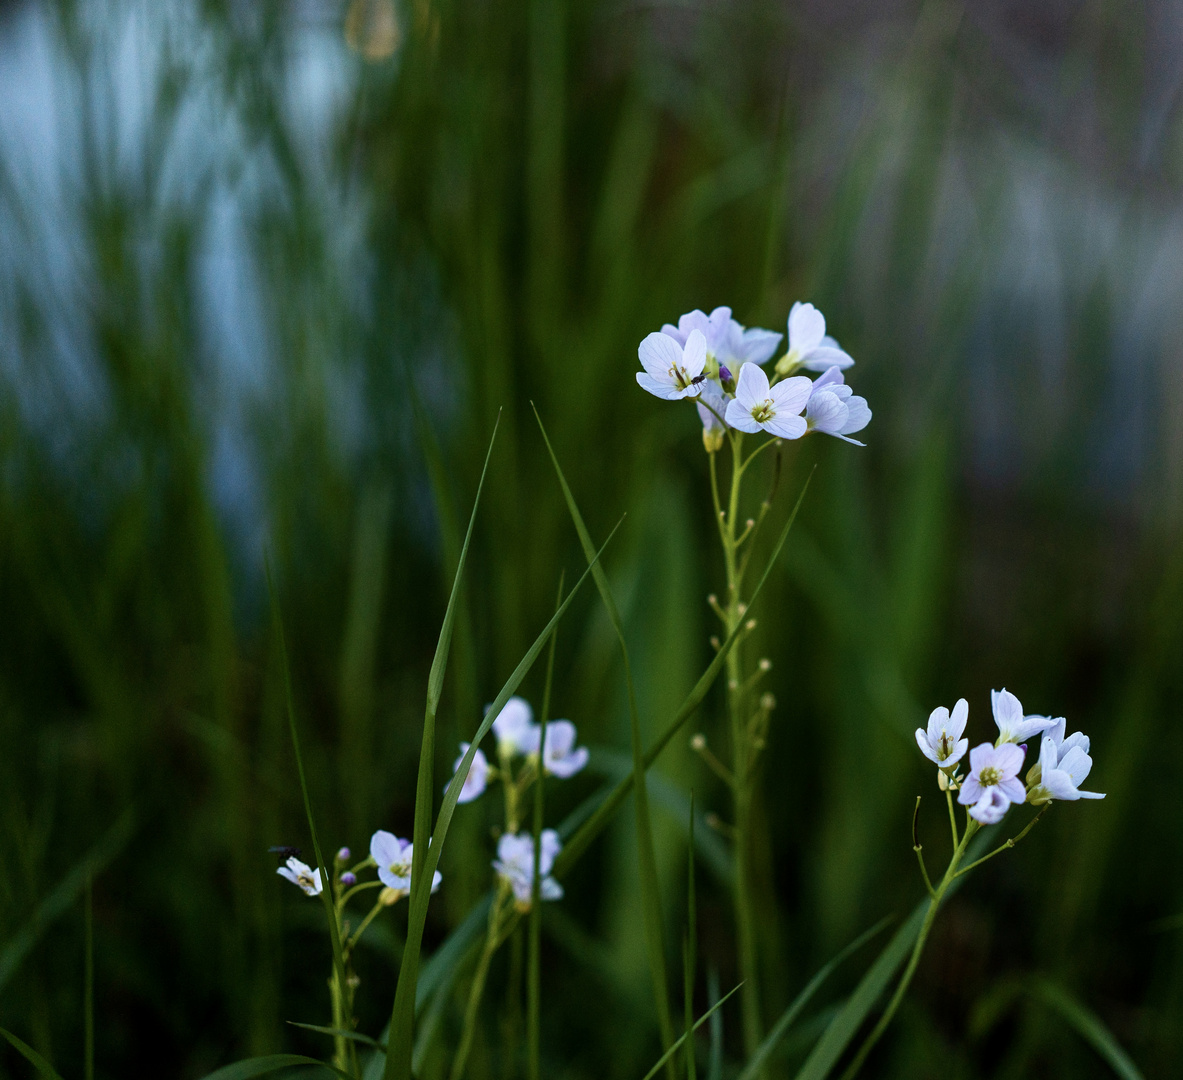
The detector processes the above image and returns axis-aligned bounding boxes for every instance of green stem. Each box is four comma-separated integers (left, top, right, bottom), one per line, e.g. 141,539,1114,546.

945,788,960,849
839,818,980,1080
954,805,1049,878
451,889,507,1080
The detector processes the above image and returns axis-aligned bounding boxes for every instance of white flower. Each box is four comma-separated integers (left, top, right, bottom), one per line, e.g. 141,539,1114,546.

524,720,589,778
775,302,854,375
991,688,1056,744
451,743,490,803
492,697,537,757
724,363,811,439
804,367,871,445
277,856,323,896
662,307,782,369
915,698,969,768
958,742,1027,824
1027,720,1105,804
636,329,708,400
370,830,441,899
493,830,563,910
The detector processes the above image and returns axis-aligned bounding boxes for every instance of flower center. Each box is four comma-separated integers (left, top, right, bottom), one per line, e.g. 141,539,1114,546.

979,765,1000,787
937,732,952,759
750,398,776,423
390,858,411,877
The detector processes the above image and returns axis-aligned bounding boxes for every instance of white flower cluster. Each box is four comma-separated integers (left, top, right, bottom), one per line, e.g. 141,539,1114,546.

635,303,870,451
449,695,589,804
277,832,443,901
915,689,1104,825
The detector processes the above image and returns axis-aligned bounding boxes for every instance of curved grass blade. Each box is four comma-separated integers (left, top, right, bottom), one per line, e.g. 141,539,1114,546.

736,917,891,1080
288,1024,386,1051
552,468,814,880
197,1054,354,1080
0,1028,66,1080
639,983,744,1080
266,567,350,1065
384,521,620,1080
532,405,675,1072
684,798,698,1080
1029,979,1145,1080
0,809,135,992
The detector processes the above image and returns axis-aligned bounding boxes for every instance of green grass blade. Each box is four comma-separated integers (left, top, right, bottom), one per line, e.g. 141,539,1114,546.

707,968,723,1080
384,520,619,1080
84,876,94,1080
1029,979,1145,1080
532,404,676,1070
382,416,500,1080
287,1024,386,1051
552,470,813,879
529,573,564,1080
736,917,892,1080
640,983,744,1080
0,809,135,992
197,1053,354,1080
792,902,927,1080
0,1028,67,1080
266,567,350,1066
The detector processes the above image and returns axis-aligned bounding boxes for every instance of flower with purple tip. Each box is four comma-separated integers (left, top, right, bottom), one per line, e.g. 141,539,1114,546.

958,743,1027,824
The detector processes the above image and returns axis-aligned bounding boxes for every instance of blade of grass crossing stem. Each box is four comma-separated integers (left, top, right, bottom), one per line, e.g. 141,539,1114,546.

0,1028,67,1080
413,414,501,928
1029,979,1145,1080
196,1054,354,1080
84,876,94,1080
533,406,675,1067
736,918,892,1080
384,522,620,1080
551,469,814,879
792,902,927,1080
529,573,564,1080
684,798,698,1080
267,565,350,1061
640,984,744,1080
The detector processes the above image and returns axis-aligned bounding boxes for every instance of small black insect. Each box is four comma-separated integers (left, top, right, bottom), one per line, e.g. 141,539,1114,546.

268,845,302,860
691,374,706,385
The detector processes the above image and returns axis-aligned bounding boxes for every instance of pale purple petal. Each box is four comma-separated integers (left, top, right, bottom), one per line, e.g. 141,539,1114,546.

788,302,826,353
770,375,812,415
799,345,854,372
806,390,848,434
637,371,681,400
638,332,682,381
682,329,708,379
725,399,763,433
968,788,1011,824
762,413,807,440
949,698,969,739
840,396,872,435
733,362,770,409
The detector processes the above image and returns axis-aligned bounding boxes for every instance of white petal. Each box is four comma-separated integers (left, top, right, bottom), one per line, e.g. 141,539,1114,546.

763,413,807,440
770,375,812,415
734,328,783,365
638,332,682,381
916,727,939,764
682,329,707,378
949,698,969,739
926,706,950,743
806,391,847,434
733,362,770,408
725,398,762,433
840,396,871,435
788,302,826,353
799,345,854,372
370,830,400,869
637,371,680,399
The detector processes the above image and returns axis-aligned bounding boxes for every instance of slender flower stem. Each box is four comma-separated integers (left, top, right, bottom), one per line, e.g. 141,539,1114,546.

839,816,980,1080
945,789,960,849
451,886,509,1080
954,805,1050,878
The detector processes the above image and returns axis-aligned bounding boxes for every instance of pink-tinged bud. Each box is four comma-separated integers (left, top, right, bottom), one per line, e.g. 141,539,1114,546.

340,871,357,886
336,847,351,862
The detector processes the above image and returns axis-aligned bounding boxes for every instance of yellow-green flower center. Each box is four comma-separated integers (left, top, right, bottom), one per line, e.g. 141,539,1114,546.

750,398,776,423
979,765,1000,787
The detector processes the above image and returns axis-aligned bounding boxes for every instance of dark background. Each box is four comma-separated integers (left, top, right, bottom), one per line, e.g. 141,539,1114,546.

1,0,1181,1076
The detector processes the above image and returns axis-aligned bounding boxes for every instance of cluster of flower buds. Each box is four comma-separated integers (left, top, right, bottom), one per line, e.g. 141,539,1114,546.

449,695,589,804
915,689,1104,824
635,303,871,451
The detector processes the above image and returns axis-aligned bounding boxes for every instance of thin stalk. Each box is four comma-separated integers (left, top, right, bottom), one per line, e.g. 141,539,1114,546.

839,817,980,1079
451,890,507,1080
945,788,960,849
954,805,1049,878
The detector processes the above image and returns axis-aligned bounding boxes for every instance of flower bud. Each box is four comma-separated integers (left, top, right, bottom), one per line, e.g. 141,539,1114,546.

340,871,357,887
336,847,351,863
690,733,707,752
702,426,725,454
379,886,404,906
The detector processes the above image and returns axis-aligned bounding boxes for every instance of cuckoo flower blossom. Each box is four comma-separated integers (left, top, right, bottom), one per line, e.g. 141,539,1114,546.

494,830,563,910
991,689,1055,745
725,363,811,439
525,720,589,778
805,367,872,445
958,743,1026,824
277,856,323,896
662,307,782,371
450,743,490,803
775,302,854,375
636,329,707,400
492,697,537,757
915,698,969,768
1027,720,1105,804
370,830,441,899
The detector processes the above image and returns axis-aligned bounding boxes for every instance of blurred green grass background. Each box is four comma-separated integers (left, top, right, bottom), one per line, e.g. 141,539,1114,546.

1,0,1181,1076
